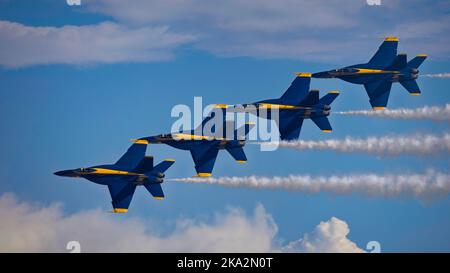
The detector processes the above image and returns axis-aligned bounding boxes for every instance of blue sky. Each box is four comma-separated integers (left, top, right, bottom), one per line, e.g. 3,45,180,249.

0,0,449,252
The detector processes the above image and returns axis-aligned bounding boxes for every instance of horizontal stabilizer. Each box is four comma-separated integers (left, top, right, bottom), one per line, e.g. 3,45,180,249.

152,159,175,174
400,80,421,96
407,55,427,69
226,146,247,163
144,183,164,200
319,91,339,105
311,116,332,133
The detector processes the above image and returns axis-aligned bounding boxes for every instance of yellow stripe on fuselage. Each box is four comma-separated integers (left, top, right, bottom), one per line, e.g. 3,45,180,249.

355,69,398,74
89,168,142,176
172,133,226,141
258,103,311,110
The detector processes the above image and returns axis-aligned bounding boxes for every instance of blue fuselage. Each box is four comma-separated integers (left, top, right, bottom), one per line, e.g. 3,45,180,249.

54,164,163,186
313,65,419,85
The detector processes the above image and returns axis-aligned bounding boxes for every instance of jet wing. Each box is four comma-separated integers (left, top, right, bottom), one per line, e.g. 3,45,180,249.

190,143,219,177
277,115,304,141
367,38,398,69
364,78,393,109
115,143,147,171
279,73,311,105
108,182,137,213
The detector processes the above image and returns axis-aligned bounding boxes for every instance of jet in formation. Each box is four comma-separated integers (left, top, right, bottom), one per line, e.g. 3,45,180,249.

137,110,255,177
231,73,339,140
312,37,427,110
54,142,174,213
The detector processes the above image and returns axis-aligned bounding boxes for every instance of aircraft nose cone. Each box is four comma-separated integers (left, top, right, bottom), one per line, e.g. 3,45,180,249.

54,170,77,177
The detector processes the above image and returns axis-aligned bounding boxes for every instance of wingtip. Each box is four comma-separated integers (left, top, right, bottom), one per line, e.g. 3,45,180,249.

112,208,128,213
384,37,399,42
372,106,386,111
153,196,165,200
328,90,340,94
131,139,149,145
294,72,312,78
164,158,176,162
410,93,421,96
322,130,332,133
214,104,229,109
195,173,212,177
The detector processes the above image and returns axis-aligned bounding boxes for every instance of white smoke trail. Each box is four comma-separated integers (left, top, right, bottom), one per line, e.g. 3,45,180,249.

335,104,450,121
171,170,450,200
423,73,450,78
260,134,450,156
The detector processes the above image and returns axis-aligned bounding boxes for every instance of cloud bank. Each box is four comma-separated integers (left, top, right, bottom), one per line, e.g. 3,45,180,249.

335,104,450,122
1,0,449,67
0,193,364,253
173,170,450,201
265,134,450,157
82,0,450,61
0,20,195,68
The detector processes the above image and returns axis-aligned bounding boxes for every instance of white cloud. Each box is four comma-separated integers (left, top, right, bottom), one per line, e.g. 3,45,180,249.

82,0,450,62
0,193,363,253
0,20,195,68
2,1,448,67
283,217,364,253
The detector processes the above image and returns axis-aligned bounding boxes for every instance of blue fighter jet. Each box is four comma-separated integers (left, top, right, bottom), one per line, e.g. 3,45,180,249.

54,142,174,213
137,110,254,177
313,37,427,110
231,73,339,140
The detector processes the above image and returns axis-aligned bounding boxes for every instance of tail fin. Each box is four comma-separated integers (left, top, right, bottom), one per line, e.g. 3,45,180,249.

367,37,399,69
387,54,407,70
400,80,421,96
279,73,311,105
407,54,427,69
318,91,339,105
152,159,175,174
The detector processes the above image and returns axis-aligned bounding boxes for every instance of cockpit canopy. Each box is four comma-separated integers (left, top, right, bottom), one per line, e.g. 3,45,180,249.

77,168,95,173
335,68,358,73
